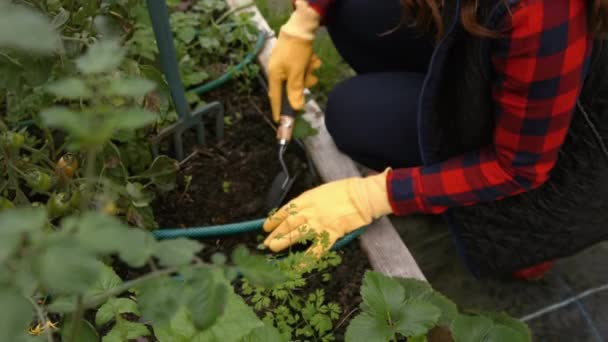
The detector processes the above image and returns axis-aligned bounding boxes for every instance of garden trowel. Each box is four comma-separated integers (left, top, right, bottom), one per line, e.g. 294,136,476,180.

264,89,298,212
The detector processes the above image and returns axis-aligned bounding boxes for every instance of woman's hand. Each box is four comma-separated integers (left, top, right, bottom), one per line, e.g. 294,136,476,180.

267,0,322,122
263,170,393,256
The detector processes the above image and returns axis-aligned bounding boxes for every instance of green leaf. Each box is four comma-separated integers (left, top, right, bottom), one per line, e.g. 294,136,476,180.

360,271,405,320
0,2,60,54
183,268,228,330
103,319,150,341
47,295,77,313
46,78,91,99
86,264,123,298
345,313,393,342
126,205,159,230
232,245,288,288
117,229,157,267
0,208,46,262
96,298,140,326
425,291,458,327
451,314,494,342
240,324,285,342
49,264,122,313
40,107,82,134
114,108,157,130
293,115,318,139
409,335,428,342
178,26,197,43
394,299,441,337
35,242,102,294
396,278,433,299
482,312,531,341
76,39,126,74
51,8,70,28
106,78,156,98
137,277,182,325
61,316,99,342
126,182,155,207
154,238,203,267
0,287,33,342
485,325,530,342
193,288,265,341
75,212,131,254
138,156,179,191
154,307,197,342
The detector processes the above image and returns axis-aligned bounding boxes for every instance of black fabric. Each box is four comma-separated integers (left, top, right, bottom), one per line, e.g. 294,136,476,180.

324,0,434,74
324,0,431,171
325,72,425,170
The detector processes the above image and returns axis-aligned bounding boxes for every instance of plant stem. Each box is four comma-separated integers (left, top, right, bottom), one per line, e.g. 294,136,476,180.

27,296,53,342
68,295,84,342
7,162,27,178
82,263,206,310
22,146,56,168
81,148,96,211
333,307,358,333
215,1,255,25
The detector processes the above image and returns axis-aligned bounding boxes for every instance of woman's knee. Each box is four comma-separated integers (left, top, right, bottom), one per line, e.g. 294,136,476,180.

325,81,353,152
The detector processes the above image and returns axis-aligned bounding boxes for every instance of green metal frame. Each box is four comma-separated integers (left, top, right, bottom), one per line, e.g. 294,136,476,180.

146,0,224,161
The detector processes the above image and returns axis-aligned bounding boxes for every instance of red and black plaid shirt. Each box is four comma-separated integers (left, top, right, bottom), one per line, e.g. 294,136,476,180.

307,0,593,215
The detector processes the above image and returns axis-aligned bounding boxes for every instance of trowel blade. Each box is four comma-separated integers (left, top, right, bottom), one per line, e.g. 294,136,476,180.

264,171,296,213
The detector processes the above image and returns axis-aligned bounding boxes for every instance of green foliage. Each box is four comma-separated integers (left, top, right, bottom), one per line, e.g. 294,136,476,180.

346,272,441,341
241,243,343,341
293,115,318,140
61,316,99,342
102,319,150,342
153,269,283,342
0,2,60,54
0,287,33,342
232,245,288,288
345,272,531,342
128,0,261,106
95,298,140,326
451,312,532,342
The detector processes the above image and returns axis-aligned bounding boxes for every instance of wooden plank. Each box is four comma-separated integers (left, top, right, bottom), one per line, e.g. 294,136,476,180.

225,0,426,280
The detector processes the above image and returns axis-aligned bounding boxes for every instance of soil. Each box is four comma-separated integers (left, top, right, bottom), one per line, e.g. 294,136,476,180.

149,84,372,339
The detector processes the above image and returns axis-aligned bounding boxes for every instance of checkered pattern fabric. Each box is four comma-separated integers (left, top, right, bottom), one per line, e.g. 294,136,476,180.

388,0,593,215
299,0,334,16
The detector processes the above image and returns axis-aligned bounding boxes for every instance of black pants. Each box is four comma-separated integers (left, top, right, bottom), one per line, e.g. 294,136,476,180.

323,0,434,170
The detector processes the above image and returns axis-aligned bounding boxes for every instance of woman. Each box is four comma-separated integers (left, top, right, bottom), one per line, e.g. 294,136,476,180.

262,0,608,279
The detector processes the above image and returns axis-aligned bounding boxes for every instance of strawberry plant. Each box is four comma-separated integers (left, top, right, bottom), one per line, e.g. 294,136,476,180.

345,271,532,342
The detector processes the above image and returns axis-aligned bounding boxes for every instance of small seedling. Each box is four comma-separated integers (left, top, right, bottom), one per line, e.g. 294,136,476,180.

222,181,231,193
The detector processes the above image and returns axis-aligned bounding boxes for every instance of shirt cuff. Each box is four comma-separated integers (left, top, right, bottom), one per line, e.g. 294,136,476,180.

386,168,426,216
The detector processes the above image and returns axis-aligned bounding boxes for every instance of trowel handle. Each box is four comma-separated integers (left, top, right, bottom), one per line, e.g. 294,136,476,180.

277,88,296,146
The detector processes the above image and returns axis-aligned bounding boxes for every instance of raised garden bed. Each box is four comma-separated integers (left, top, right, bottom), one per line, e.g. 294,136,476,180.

150,85,372,339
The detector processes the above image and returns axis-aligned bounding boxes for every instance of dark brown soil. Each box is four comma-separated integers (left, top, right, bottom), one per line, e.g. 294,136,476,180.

150,85,372,339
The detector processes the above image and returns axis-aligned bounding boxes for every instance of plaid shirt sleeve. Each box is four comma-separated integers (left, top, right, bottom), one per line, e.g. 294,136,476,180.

387,0,593,216
292,0,335,18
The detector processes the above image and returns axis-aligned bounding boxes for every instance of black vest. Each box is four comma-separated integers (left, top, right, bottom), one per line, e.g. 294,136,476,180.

421,0,608,276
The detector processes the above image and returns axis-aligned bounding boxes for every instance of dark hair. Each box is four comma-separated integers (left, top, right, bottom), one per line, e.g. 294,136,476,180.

400,0,608,39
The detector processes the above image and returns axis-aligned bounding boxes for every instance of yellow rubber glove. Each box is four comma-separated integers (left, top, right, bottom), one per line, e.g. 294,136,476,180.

267,0,322,122
263,169,393,256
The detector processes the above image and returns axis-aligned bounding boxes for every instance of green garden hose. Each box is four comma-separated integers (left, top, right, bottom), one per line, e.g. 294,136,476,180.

154,218,265,239
189,31,267,96
153,219,367,252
